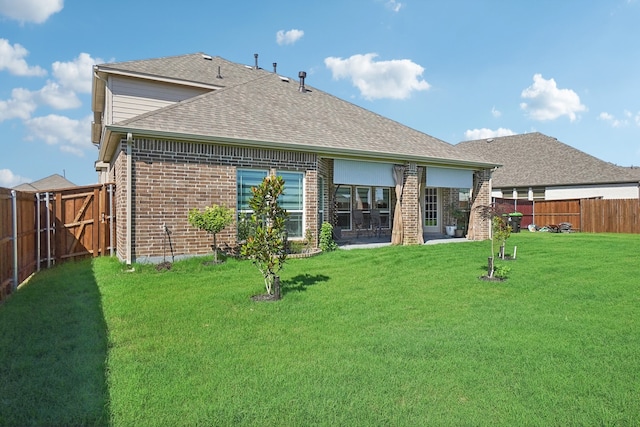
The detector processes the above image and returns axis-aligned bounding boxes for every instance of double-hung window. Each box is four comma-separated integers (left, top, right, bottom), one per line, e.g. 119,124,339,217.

236,169,267,224
278,171,304,238
236,169,305,239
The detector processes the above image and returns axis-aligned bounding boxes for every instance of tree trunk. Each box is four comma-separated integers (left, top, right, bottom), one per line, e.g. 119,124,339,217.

212,233,218,263
488,256,494,278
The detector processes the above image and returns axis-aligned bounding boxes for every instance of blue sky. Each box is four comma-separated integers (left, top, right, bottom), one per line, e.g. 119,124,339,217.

1,0,639,187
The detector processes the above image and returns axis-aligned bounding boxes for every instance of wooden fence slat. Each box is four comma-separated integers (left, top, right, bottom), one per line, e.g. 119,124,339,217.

495,197,639,234
0,184,116,302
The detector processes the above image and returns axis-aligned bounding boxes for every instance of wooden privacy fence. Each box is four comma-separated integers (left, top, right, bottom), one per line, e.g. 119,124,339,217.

494,197,640,233
0,184,115,303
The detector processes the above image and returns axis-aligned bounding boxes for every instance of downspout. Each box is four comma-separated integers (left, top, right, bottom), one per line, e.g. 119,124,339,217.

109,183,114,256
126,132,133,266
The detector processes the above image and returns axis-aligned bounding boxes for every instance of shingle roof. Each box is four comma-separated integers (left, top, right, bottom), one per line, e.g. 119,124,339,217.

96,53,272,89
110,64,494,166
13,174,76,192
456,132,639,187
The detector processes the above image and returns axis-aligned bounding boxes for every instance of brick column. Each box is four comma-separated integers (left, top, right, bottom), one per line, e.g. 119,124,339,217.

402,162,419,245
304,170,318,248
468,168,492,240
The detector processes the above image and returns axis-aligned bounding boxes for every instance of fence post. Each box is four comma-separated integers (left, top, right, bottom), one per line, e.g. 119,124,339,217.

11,190,18,292
36,192,41,272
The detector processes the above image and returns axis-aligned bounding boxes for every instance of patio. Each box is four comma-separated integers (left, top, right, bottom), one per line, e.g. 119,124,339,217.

337,232,470,250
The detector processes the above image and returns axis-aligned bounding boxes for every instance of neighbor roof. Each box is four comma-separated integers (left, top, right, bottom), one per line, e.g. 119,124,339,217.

13,174,76,192
99,54,497,169
456,132,639,187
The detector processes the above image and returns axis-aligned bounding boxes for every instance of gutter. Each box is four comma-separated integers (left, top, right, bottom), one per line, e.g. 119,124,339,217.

103,125,501,170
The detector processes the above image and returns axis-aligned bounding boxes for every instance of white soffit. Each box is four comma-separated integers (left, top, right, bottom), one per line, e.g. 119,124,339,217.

427,167,473,188
334,159,394,186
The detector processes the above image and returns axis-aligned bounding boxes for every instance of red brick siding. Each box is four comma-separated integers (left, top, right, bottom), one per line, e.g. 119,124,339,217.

116,138,318,262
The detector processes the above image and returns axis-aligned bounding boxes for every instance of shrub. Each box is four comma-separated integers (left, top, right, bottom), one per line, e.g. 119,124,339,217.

319,222,338,252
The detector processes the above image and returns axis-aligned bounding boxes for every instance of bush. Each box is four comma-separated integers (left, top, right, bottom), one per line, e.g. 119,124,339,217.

319,222,338,252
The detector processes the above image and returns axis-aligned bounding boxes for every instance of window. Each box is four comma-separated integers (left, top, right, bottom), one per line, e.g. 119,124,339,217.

355,187,371,210
279,171,304,238
335,186,352,230
237,169,268,215
425,187,438,226
459,189,470,210
237,169,268,239
237,169,304,239
374,187,390,228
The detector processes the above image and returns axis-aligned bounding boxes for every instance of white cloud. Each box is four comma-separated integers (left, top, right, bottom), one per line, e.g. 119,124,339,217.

491,106,501,118
0,168,31,188
276,29,304,46
598,111,626,127
52,52,101,94
0,39,46,76
464,128,516,140
0,88,38,122
38,81,81,109
520,74,587,122
324,53,430,100
24,114,92,156
386,0,403,12
0,52,100,121
0,0,63,24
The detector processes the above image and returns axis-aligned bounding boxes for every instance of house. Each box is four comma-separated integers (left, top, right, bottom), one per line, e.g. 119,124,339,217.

457,132,640,201
13,174,76,192
91,53,498,264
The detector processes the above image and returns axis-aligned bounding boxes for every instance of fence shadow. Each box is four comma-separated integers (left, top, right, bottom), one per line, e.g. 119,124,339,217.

0,259,109,426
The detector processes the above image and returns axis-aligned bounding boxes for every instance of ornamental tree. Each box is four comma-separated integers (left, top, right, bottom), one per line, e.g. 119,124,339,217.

188,204,234,264
241,175,288,296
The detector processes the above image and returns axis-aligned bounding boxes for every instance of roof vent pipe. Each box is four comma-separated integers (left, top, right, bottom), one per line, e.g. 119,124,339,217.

216,66,222,79
298,71,307,92
254,53,259,70
273,62,277,73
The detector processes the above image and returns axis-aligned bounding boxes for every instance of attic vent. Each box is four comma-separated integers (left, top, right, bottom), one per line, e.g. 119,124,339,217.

279,76,290,82
202,54,212,60
486,138,494,143
298,71,307,93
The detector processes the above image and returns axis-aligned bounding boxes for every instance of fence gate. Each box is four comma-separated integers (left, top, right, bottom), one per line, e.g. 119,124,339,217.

55,185,115,262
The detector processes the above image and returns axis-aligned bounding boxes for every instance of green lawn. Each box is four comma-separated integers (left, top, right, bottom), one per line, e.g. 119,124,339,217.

1,232,639,426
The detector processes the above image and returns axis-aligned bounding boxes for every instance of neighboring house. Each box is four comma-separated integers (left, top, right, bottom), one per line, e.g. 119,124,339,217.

457,132,640,201
13,174,76,192
92,52,498,264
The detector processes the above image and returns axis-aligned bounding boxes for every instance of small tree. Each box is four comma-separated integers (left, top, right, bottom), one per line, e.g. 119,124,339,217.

475,204,512,278
188,204,234,264
493,215,512,260
241,175,288,296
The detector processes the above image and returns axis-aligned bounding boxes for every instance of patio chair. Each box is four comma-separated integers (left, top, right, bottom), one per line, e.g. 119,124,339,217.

370,209,383,237
352,209,367,238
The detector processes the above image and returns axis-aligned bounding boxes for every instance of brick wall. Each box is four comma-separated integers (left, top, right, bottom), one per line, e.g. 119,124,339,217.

115,138,319,262
402,162,419,245
468,168,492,240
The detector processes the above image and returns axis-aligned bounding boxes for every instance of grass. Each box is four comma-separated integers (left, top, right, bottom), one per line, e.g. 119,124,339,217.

1,232,639,425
